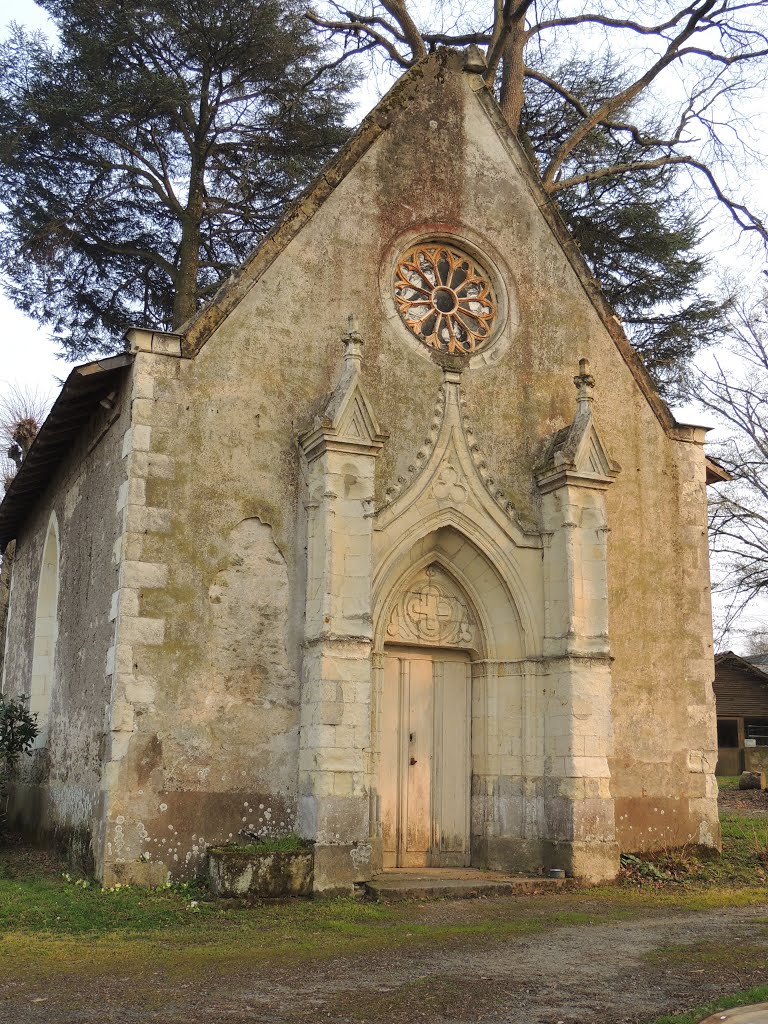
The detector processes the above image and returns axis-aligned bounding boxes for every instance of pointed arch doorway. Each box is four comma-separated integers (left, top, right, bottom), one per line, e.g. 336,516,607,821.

372,520,530,874
379,563,478,868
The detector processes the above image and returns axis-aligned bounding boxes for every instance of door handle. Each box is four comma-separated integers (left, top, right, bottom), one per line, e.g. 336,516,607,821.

409,757,418,766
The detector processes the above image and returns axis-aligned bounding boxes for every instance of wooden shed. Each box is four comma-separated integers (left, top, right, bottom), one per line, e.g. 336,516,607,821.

714,652,768,776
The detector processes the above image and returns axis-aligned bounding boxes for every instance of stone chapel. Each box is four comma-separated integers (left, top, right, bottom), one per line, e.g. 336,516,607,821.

0,48,723,891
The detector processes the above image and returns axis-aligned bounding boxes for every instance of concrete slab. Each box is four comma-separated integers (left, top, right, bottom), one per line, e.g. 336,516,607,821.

698,1005,768,1024
364,867,568,901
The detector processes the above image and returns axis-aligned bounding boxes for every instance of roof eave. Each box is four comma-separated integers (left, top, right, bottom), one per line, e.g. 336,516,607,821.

0,353,134,550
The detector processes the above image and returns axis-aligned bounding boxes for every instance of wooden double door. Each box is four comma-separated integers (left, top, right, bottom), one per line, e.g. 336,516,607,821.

380,647,471,868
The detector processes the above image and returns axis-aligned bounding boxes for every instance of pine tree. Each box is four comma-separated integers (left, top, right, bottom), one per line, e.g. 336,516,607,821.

0,0,357,358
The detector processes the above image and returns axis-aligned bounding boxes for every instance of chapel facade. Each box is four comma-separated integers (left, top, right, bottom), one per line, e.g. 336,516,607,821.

0,49,720,890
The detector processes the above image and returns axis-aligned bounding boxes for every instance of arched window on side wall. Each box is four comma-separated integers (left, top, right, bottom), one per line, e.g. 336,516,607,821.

29,514,60,746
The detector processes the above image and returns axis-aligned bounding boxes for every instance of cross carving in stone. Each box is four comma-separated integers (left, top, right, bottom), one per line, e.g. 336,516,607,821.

406,581,454,639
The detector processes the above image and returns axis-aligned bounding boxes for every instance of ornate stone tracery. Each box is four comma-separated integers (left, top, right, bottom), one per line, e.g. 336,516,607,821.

431,461,467,505
386,565,476,648
394,244,496,354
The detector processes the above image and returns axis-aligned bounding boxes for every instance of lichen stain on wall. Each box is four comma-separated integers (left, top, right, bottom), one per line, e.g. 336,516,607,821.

3,375,130,852
107,792,298,882
207,517,293,706
105,516,302,881
152,514,299,782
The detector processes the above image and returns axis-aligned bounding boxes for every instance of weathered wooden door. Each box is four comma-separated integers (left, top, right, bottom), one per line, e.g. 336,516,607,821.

380,647,471,868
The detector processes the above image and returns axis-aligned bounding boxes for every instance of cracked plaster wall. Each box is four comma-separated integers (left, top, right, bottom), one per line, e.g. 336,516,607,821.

101,348,301,884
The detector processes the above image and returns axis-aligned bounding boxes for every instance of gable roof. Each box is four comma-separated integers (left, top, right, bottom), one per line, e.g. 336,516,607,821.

0,49,712,551
715,651,768,685
178,47,684,438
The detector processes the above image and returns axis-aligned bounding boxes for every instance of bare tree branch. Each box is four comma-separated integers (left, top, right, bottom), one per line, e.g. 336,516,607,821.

686,289,768,625
379,0,427,61
547,153,767,242
306,9,410,66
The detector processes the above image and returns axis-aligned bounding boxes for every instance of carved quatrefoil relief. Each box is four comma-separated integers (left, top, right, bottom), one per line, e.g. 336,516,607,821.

394,243,497,354
386,565,476,648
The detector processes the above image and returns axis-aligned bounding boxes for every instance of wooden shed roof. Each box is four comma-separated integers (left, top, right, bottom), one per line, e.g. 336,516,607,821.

715,652,768,684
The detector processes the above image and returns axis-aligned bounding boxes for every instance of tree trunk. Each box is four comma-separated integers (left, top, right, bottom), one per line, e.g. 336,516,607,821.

499,19,527,135
173,75,209,330
173,198,203,329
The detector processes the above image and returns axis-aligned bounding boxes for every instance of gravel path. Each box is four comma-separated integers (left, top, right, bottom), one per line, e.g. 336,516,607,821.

4,902,768,1024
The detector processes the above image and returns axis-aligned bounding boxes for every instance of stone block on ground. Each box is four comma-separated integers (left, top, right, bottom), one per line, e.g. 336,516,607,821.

208,846,313,898
739,770,765,791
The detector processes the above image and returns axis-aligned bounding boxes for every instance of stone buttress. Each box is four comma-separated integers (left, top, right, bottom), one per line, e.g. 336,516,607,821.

298,320,388,890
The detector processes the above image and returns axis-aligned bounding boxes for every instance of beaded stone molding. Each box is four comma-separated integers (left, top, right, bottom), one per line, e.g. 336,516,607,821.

382,374,528,528
394,243,497,355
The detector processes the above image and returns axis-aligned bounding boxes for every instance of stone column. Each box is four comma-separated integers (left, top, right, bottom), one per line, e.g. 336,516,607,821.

298,320,386,892
536,360,620,882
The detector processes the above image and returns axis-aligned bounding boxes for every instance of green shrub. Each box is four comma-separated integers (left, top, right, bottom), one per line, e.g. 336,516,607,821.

0,693,39,827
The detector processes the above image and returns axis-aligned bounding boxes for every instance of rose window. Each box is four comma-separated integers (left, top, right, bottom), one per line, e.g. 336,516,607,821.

394,244,496,354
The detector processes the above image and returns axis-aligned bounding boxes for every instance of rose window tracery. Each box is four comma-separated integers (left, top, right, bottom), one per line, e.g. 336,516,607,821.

394,244,497,354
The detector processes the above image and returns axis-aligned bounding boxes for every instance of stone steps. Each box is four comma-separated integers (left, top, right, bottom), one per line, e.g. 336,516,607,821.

364,868,569,901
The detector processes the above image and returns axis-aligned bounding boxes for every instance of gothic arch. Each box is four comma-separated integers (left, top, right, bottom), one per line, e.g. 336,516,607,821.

378,554,491,660
373,515,533,661
29,512,60,745
371,524,531,869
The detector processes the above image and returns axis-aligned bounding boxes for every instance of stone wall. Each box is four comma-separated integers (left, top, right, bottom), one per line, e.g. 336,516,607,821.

12,49,718,885
610,427,719,853
2,373,131,868
100,337,303,884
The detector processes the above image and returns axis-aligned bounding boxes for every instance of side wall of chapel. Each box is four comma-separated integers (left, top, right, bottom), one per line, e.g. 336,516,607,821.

1,374,131,870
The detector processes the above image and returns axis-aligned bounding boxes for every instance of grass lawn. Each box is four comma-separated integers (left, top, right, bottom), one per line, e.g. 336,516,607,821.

650,985,768,1024
716,775,743,791
620,812,768,887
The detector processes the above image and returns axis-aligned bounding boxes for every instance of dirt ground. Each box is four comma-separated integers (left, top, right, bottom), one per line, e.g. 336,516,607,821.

3,899,768,1024
718,786,768,817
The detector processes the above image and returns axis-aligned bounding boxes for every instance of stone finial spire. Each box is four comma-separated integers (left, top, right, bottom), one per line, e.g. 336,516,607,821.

463,44,487,74
342,313,363,366
573,357,595,410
